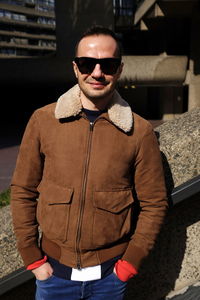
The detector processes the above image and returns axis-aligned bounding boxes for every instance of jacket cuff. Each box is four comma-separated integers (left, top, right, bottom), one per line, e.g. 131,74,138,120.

19,245,44,268
26,255,47,270
122,243,147,270
115,259,138,282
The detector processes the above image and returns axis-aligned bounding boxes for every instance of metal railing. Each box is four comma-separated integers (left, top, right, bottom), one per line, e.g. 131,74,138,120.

0,267,34,296
171,175,200,206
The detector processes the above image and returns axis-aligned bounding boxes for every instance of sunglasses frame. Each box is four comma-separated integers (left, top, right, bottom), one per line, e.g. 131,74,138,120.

74,57,121,75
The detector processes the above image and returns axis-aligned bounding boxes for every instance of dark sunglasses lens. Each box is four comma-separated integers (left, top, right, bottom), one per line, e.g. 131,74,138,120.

75,57,120,74
76,58,95,74
101,60,120,75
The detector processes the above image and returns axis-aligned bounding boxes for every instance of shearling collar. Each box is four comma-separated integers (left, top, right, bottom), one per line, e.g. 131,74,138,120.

55,84,133,133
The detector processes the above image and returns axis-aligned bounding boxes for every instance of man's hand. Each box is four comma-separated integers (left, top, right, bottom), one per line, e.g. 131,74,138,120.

32,262,53,280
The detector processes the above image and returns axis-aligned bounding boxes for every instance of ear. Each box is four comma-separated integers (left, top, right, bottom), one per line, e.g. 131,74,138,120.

72,61,78,78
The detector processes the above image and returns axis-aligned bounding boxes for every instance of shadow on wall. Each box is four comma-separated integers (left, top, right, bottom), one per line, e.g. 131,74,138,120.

124,132,200,300
155,131,175,208
125,192,200,300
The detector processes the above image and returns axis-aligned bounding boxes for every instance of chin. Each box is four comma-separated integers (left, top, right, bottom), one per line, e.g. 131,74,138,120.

89,87,114,98
89,91,111,100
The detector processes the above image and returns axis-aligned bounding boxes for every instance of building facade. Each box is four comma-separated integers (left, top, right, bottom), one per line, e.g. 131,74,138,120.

0,0,200,121
0,0,56,57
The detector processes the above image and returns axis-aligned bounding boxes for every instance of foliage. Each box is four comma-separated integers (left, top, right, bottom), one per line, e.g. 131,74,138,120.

0,188,10,208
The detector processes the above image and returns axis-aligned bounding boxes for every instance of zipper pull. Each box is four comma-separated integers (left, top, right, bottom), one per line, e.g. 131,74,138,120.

90,122,94,131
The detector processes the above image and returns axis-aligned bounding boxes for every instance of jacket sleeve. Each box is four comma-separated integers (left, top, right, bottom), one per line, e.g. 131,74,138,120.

11,111,44,267
122,124,168,270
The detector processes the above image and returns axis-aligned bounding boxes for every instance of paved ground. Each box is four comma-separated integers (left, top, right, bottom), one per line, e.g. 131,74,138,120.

0,146,19,192
0,123,24,193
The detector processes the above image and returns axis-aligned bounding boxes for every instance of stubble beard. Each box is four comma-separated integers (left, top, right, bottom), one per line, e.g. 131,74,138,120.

80,81,115,105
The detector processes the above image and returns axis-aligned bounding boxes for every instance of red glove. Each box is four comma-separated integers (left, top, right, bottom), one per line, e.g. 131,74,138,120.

26,255,47,270
115,259,138,282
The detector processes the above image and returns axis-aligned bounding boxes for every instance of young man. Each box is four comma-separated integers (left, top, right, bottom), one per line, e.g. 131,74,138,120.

11,26,168,300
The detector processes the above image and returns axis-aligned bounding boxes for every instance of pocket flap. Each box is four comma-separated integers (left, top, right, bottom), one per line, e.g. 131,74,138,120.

38,181,73,204
94,189,133,213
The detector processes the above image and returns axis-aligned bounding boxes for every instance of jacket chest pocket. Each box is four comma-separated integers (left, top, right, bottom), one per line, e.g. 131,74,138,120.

92,189,134,248
37,182,73,243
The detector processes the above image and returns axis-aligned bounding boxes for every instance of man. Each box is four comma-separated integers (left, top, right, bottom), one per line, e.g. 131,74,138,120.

11,26,168,299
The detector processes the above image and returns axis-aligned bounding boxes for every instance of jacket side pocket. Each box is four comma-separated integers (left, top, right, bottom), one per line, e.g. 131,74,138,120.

37,181,73,243
92,188,134,248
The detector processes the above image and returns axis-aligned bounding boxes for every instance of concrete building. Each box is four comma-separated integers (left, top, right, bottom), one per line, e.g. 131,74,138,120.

0,0,200,124
116,0,200,120
0,0,56,57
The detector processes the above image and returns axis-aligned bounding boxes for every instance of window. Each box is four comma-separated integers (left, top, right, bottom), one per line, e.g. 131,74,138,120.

0,0,56,58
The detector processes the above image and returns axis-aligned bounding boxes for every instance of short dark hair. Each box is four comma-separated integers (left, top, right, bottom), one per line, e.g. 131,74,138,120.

75,25,122,59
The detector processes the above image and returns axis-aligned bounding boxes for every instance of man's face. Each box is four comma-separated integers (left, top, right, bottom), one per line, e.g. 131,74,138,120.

73,34,123,103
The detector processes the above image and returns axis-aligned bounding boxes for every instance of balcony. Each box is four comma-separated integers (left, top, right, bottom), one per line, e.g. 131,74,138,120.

0,0,56,57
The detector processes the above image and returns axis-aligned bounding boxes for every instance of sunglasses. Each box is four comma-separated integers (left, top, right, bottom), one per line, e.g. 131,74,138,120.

74,57,121,75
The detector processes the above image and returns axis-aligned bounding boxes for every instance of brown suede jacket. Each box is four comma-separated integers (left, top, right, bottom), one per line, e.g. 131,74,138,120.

11,84,168,270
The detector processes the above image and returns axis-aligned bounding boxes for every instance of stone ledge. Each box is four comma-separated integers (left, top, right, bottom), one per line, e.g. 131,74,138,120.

156,107,200,188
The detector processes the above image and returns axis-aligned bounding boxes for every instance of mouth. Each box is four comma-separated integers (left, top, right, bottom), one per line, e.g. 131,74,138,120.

87,81,108,89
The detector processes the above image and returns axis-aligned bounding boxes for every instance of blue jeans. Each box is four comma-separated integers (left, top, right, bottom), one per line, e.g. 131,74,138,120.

35,272,127,300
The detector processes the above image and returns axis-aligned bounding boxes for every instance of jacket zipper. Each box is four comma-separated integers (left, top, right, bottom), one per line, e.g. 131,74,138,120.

76,121,94,269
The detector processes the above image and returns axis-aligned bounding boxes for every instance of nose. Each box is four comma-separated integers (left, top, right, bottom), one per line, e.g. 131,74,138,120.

91,63,103,78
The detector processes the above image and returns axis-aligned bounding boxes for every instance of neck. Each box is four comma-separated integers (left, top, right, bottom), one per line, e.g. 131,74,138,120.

80,92,113,111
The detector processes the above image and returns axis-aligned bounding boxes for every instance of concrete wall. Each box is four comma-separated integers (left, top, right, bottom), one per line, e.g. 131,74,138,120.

125,193,200,300
188,3,200,110
124,108,200,299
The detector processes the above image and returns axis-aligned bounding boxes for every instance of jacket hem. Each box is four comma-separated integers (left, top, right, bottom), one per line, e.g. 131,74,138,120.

41,234,129,269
